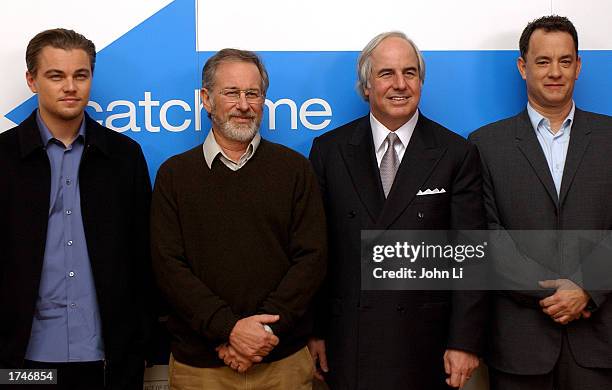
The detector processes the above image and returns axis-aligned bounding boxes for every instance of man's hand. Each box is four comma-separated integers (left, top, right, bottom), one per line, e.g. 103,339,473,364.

307,337,329,381
229,314,280,360
216,343,253,373
444,349,479,388
539,279,591,325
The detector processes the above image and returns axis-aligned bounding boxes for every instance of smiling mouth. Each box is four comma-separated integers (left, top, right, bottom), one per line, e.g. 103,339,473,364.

231,116,254,122
389,96,410,101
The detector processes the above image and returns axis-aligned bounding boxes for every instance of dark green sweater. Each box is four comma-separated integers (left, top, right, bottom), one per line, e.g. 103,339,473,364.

151,139,327,367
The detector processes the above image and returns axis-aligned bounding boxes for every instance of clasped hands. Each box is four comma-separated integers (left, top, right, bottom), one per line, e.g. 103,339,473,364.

216,314,280,373
539,278,592,325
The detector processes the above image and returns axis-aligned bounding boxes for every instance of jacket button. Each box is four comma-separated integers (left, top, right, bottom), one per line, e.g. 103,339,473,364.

348,210,357,218
396,305,405,312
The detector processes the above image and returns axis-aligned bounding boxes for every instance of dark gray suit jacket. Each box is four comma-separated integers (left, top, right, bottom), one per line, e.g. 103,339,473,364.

310,114,486,390
469,108,612,374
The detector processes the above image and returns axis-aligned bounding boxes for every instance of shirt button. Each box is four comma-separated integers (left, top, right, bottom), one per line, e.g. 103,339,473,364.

66,179,72,185
69,271,75,277
67,240,73,246
70,303,77,308
66,210,72,215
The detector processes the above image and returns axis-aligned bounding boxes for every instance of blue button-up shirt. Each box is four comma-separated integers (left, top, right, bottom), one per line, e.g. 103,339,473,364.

25,111,104,362
527,102,575,196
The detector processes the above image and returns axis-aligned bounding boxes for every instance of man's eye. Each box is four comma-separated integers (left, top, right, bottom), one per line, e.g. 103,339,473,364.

225,91,240,98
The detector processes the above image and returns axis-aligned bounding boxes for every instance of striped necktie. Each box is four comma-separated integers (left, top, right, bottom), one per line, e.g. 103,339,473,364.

380,132,400,198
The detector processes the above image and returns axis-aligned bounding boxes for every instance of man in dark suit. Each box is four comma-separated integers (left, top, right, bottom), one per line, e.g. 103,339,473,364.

0,29,154,389
308,31,486,389
469,15,612,389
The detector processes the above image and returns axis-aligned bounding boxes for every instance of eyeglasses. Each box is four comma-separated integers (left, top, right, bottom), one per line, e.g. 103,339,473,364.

219,88,264,103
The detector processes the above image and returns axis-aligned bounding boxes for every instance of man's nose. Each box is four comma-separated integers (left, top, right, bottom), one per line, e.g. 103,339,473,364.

392,73,407,90
236,92,250,111
63,77,77,92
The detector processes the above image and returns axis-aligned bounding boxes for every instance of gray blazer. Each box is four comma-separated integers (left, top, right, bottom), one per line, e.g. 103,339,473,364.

469,108,612,374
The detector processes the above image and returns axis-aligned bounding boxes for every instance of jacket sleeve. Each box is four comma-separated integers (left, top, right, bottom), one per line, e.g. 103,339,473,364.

150,161,240,342
306,137,333,339
130,145,157,360
446,141,488,355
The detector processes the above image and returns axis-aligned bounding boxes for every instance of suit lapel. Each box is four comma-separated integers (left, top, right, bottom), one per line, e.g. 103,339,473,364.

515,110,559,206
559,108,591,206
340,116,385,222
377,115,446,229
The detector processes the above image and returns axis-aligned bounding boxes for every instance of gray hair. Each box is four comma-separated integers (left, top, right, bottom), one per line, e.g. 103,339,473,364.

201,48,269,94
356,31,426,100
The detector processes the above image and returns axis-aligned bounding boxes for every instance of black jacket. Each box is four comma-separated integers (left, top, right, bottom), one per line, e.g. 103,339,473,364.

309,114,486,390
0,111,154,389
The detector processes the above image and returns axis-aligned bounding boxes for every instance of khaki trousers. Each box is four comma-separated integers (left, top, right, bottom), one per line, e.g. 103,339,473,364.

169,346,313,390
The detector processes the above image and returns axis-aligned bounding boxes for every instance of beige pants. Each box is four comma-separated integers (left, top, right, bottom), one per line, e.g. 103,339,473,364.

169,346,313,390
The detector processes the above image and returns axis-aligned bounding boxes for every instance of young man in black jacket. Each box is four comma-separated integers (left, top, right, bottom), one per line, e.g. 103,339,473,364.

0,28,155,389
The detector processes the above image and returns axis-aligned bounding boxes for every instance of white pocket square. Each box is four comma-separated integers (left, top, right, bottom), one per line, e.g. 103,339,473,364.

416,188,446,196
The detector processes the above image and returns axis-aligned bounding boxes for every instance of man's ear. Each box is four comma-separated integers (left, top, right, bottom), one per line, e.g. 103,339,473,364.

26,71,38,93
575,55,582,80
517,57,527,81
201,88,213,113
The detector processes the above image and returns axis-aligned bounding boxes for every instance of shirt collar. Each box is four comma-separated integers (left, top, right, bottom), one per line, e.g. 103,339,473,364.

370,109,419,152
527,101,575,136
202,128,261,169
36,109,86,147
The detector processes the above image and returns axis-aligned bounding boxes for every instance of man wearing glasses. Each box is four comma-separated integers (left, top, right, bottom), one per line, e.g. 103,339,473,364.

151,48,326,389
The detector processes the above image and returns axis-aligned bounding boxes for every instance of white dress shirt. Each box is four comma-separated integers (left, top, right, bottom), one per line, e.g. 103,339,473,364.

370,110,419,167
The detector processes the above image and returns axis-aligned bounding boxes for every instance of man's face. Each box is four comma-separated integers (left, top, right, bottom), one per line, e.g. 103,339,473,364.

518,29,581,111
26,47,92,124
201,61,264,143
364,37,422,131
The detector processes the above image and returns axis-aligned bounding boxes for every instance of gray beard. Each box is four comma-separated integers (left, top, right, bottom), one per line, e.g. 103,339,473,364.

218,118,259,143
210,100,260,143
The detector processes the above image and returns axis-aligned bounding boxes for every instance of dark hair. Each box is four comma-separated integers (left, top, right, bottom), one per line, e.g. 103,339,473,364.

26,28,96,76
519,15,578,59
201,48,269,94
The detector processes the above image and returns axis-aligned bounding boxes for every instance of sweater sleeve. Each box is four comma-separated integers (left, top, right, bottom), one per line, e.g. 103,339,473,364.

258,158,328,335
151,160,240,342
